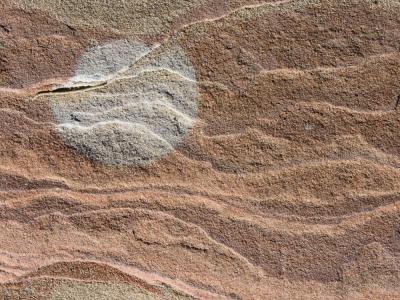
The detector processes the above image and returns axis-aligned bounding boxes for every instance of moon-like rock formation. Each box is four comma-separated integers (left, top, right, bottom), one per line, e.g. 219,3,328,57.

45,40,199,165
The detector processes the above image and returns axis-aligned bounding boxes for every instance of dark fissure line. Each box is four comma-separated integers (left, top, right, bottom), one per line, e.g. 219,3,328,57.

36,82,107,96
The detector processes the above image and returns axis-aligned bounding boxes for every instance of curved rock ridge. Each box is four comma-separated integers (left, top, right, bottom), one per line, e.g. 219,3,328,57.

45,41,199,166
1,261,197,300
9,0,274,37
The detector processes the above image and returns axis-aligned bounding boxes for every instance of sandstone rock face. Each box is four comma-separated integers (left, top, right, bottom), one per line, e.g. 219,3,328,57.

1,0,400,299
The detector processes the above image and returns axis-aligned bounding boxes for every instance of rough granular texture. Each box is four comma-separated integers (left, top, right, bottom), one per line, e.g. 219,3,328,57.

0,0,399,299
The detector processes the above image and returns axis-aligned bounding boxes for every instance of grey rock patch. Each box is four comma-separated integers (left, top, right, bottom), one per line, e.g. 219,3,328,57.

47,40,199,166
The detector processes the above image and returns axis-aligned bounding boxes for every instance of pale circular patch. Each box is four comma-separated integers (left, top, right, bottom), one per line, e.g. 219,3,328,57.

48,40,199,166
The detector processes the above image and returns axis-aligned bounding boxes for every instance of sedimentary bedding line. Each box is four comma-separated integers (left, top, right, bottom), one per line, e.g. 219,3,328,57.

176,0,296,33
67,100,195,124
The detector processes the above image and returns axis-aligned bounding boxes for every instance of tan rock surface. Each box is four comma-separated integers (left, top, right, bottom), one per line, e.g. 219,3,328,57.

0,0,400,299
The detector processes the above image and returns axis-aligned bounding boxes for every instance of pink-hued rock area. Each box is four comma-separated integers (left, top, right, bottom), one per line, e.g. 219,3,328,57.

1,0,400,299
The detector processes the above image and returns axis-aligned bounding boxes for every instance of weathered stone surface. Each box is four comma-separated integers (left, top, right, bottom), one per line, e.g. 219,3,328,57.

0,0,400,299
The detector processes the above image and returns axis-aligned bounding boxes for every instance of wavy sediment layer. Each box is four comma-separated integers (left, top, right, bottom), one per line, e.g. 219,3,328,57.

1,0,400,299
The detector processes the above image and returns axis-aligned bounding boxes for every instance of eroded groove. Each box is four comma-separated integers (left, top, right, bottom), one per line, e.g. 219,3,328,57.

35,82,108,96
